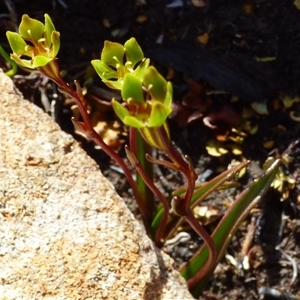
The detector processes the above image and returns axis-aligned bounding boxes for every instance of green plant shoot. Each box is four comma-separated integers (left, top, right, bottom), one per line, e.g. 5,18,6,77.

6,14,280,297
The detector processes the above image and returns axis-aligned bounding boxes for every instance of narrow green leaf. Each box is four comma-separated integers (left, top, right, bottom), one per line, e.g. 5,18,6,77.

44,14,56,47
164,82,173,108
0,45,18,76
180,158,280,295
51,31,60,57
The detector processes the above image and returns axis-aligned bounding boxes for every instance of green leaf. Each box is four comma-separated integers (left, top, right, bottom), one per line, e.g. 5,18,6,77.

91,59,117,80
44,14,56,47
0,45,18,76
6,32,27,55
123,116,146,128
124,38,144,67
121,73,144,103
10,53,33,69
180,158,280,296
101,41,124,66
33,55,52,67
103,79,123,90
51,31,60,57
164,82,173,108
133,58,150,81
148,101,172,127
112,98,147,128
19,14,45,40
111,98,130,123
143,66,167,101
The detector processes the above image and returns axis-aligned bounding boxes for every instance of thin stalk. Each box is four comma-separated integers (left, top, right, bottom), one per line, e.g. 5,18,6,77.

165,146,197,212
185,207,217,288
149,127,217,279
129,127,155,224
142,125,197,211
125,145,169,246
39,61,146,221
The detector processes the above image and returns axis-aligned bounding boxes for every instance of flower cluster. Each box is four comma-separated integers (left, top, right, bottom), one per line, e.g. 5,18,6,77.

6,14,60,69
92,39,173,131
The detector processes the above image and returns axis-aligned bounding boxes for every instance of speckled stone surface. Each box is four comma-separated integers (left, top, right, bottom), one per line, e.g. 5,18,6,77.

0,69,194,300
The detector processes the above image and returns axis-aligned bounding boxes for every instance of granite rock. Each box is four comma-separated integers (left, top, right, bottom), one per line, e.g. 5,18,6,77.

0,69,194,300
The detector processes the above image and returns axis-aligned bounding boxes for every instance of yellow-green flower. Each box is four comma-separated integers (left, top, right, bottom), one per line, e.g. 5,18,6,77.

6,14,60,69
92,38,174,150
111,67,173,129
112,66,173,150
92,38,149,90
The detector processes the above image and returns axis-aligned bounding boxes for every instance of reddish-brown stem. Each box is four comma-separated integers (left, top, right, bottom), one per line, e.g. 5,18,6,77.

185,207,217,288
153,128,216,279
125,144,169,246
39,61,145,221
165,145,197,210
143,125,197,210
132,159,169,245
